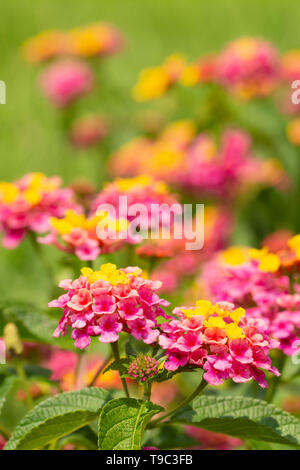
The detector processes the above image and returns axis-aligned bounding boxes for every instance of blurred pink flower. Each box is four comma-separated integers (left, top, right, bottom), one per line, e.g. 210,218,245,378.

216,37,279,99
70,115,108,148
108,122,288,199
199,246,300,356
0,173,79,248
39,59,94,107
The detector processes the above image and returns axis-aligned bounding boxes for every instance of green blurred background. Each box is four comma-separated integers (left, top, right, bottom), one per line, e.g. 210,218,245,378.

1,0,300,305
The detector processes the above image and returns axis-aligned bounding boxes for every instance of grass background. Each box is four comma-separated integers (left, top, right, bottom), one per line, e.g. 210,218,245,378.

0,0,300,305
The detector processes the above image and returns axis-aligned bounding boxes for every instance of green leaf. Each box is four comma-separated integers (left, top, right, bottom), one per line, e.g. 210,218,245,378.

0,376,18,419
58,426,98,450
124,341,137,357
98,398,163,450
150,365,197,384
170,395,300,448
103,358,130,376
5,387,112,450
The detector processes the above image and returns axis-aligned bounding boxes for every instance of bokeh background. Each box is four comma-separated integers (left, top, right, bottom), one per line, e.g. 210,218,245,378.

1,0,300,451
1,0,300,304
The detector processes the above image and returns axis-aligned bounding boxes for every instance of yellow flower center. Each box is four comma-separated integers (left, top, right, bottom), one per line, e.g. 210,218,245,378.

81,263,131,285
182,300,245,341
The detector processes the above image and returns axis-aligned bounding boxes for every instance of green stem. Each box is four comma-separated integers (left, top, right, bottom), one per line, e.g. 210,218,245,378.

266,351,287,403
143,382,151,401
148,377,207,429
288,273,295,295
48,439,58,450
0,423,11,440
15,360,33,409
29,232,55,289
85,259,94,270
110,342,130,398
73,352,85,390
147,256,157,275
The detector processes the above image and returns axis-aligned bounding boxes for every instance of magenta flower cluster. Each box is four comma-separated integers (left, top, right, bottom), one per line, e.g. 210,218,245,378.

49,263,170,349
201,255,300,355
158,301,279,388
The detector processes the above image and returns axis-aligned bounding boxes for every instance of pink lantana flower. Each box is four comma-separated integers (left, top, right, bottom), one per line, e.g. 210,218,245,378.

50,263,169,349
0,173,79,248
91,175,179,232
215,37,280,99
200,243,300,356
159,300,279,388
38,209,136,261
39,59,94,107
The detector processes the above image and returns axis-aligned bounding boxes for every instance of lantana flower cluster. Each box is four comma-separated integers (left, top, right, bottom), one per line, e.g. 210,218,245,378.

199,241,300,355
50,263,170,349
134,36,280,101
22,22,123,63
92,175,179,229
38,209,134,261
0,173,78,248
109,121,288,198
159,300,279,388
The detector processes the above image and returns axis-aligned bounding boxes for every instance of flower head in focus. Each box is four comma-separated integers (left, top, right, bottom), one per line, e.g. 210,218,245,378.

50,263,170,349
159,300,279,388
